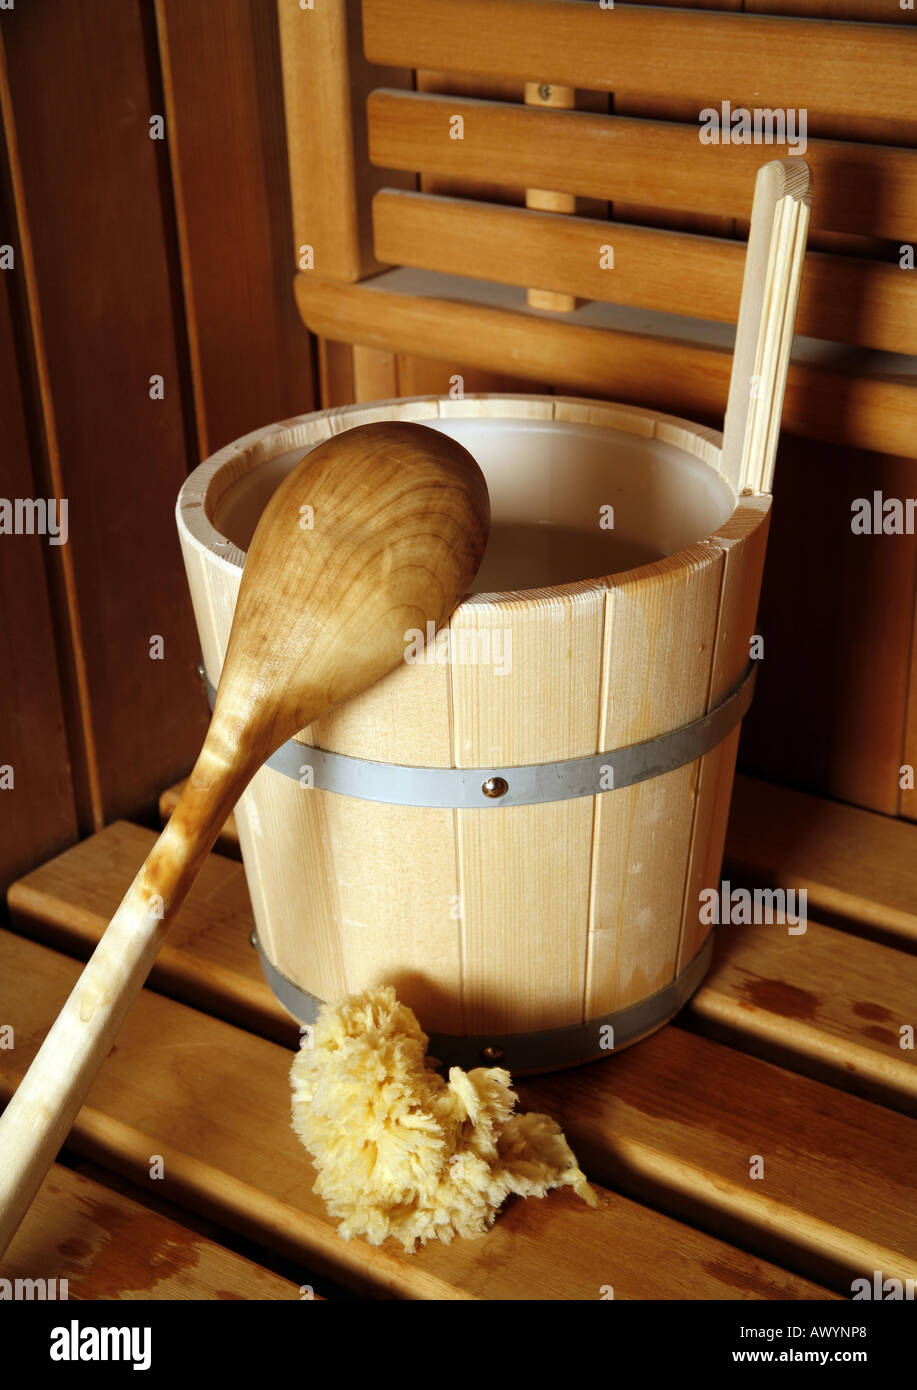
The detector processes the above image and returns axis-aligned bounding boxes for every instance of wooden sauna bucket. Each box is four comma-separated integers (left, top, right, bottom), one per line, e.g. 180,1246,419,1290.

177,394,770,1074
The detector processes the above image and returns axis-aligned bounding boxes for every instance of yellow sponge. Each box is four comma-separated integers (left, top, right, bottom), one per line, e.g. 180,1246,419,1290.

289,986,598,1252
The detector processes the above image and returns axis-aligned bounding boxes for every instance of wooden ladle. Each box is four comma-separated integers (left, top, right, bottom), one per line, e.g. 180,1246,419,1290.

0,420,490,1255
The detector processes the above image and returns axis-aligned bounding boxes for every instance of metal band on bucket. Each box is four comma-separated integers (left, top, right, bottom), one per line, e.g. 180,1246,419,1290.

202,661,756,809
252,929,714,1073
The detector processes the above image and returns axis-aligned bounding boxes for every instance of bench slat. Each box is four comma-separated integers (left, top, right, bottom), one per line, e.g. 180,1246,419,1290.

363,2,916,123
518,1023,917,1291
294,273,917,462
2,1162,306,1300
689,914,917,1116
727,775,917,949
368,91,917,241
14,818,916,1114
373,190,917,357
0,929,834,1301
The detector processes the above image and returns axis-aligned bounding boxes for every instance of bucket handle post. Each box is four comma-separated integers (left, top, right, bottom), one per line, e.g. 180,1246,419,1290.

722,158,812,497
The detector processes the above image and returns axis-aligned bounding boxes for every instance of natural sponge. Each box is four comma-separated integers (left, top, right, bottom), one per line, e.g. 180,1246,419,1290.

289,986,598,1252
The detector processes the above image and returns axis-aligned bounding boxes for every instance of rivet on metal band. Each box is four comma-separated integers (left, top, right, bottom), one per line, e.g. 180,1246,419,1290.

252,930,714,1074
200,661,757,809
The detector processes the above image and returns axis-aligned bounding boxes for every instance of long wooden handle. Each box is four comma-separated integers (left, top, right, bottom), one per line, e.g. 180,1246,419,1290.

0,743,241,1257
722,158,812,497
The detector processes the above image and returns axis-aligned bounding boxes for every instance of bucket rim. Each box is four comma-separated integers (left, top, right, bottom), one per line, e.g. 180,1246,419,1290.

175,392,760,602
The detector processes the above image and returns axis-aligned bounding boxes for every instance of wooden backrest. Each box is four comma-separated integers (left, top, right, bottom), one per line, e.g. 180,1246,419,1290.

279,0,916,461
277,0,917,825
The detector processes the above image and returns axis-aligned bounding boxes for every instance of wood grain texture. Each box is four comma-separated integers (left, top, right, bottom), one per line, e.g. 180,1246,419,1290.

14,795,917,1118
689,917,917,1119
2,1162,306,1299
586,545,724,1015
368,90,917,241
178,395,749,1046
523,82,577,312
317,338,356,408
745,0,916,19
676,499,772,974
903,610,917,823
351,345,398,401
0,422,489,1258
517,1023,917,1291
178,402,465,1022
416,68,527,205
154,0,316,456
394,355,547,399
0,0,208,828
451,578,605,1032
414,69,609,210
0,928,836,1300
373,191,917,357
0,254,78,895
277,0,413,283
740,437,917,816
364,0,915,120
160,782,240,857
405,70,581,455
725,774,917,951
295,275,917,460
8,820,292,1045
722,159,811,495
609,83,738,240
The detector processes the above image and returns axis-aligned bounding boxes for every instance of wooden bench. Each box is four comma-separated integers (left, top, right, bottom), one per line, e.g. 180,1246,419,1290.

2,774,915,1299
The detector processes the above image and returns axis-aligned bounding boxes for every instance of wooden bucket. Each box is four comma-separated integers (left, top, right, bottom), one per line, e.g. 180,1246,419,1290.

177,394,770,1074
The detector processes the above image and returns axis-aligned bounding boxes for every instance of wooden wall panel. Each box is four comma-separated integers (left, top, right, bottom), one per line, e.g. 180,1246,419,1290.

155,0,316,455
739,435,917,816
395,356,546,398
0,0,208,830
0,263,78,897
902,619,917,822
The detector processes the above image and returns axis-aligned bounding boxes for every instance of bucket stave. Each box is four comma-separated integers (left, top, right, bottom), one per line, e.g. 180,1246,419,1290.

177,394,770,1073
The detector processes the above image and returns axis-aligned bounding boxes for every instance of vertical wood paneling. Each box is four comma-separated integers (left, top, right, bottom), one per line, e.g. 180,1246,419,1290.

155,0,316,455
0,0,208,828
318,338,356,408
740,436,917,816
902,617,917,822
0,266,78,895
395,356,547,398
350,344,398,401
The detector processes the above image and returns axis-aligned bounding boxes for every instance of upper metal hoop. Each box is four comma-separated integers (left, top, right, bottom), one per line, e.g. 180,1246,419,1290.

201,661,756,809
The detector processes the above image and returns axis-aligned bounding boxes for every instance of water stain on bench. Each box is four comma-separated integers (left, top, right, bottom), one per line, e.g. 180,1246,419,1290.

858,1025,899,1047
65,1193,201,1298
734,971,819,1021
852,1001,891,1022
